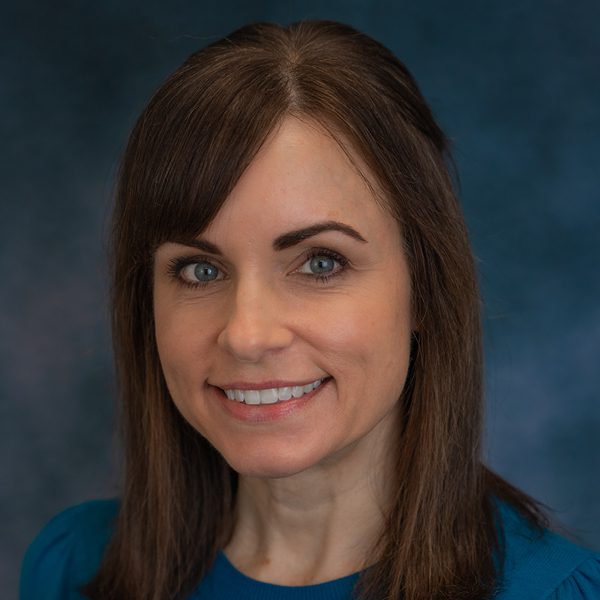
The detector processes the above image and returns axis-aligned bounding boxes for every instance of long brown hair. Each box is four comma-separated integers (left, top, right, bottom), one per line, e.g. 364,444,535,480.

84,20,546,600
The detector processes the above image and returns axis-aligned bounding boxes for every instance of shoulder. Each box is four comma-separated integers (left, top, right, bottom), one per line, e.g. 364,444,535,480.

495,501,600,599
20,498,120,600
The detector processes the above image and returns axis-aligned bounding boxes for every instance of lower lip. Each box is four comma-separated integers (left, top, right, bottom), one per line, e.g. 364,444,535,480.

212,379,331,423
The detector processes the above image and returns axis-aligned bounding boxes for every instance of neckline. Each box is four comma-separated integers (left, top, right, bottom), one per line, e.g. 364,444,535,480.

213,549,362,599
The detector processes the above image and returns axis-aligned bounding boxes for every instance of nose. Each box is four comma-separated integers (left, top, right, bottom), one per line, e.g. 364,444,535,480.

217,278,293,362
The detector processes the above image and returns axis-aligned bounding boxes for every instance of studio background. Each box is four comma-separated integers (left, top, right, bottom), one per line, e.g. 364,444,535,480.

3,1,599,596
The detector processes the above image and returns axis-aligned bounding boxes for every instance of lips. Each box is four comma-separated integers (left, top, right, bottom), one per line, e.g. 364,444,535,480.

211,377,332,422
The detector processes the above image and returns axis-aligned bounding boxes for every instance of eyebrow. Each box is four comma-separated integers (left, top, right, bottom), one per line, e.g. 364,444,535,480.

273,220,368,250
176,220,368,254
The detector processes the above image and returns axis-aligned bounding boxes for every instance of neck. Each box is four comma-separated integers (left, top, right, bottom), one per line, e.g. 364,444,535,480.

223,415,398,585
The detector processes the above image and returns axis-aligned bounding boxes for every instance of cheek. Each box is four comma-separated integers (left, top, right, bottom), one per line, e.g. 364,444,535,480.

153,303,216,432
153,301,210,388
297,285,411,393
343,285,412,399
318,285,411,353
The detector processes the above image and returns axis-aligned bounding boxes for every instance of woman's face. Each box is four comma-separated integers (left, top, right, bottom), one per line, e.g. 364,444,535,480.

153,117,413,478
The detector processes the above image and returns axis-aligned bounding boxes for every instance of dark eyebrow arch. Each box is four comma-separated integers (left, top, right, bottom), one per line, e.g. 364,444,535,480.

272,220,368,251
174,239,223,255
175,220,367,255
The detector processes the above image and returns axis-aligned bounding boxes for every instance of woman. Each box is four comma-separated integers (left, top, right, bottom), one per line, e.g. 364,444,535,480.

20,20,599,600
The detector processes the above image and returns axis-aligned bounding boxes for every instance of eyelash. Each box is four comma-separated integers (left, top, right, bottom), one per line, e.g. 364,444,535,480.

299,248,348,284
166,248,349,290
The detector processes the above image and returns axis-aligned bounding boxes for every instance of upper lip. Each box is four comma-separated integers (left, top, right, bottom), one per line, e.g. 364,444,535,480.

212,377,328,391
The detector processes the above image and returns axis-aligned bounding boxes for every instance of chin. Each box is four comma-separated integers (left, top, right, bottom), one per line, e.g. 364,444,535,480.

218,441,327,480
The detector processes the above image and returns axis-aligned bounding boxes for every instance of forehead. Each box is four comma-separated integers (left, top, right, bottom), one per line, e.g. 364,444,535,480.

202,116,399,245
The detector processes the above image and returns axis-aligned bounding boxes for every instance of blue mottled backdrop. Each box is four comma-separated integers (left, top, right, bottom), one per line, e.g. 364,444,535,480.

3,1,599,596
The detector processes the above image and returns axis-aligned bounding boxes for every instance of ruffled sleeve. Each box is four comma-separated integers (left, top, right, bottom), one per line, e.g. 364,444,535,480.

493,500,600,600
19,499,119,600
551,555,600,599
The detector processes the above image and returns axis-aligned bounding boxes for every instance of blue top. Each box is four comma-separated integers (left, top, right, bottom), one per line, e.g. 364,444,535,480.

20,498,600,599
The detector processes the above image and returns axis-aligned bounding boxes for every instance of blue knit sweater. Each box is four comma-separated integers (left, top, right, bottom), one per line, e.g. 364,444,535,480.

20,499,600,599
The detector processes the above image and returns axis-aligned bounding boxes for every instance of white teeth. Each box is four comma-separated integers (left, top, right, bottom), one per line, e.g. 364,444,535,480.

223,378,325,405
259,388,278,404
245,390,260,405
278,387,292,401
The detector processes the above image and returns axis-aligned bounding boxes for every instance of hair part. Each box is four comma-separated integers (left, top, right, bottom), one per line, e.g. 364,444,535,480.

84,20,546,600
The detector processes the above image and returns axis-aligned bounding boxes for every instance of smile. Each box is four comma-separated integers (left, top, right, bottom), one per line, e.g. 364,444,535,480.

222,378,325,405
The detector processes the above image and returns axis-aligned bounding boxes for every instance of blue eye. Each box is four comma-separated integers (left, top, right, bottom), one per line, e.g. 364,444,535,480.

193,262,219,282
167,249,347,290
297,250,347,281
171,259,222,287
309,256,335,274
